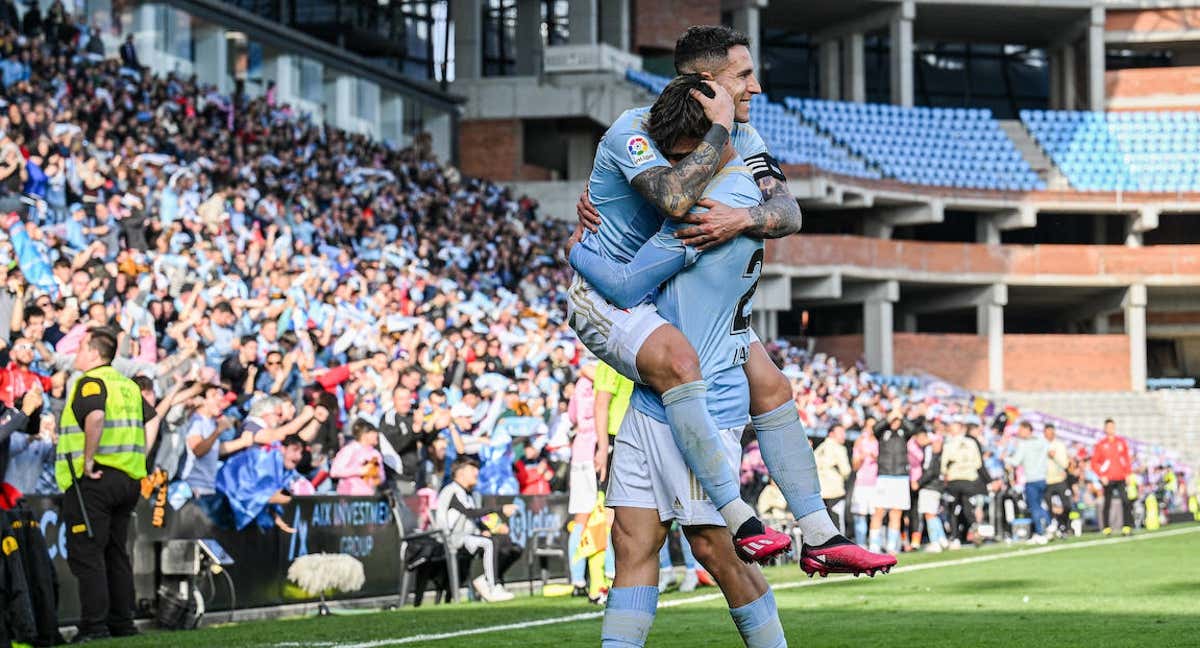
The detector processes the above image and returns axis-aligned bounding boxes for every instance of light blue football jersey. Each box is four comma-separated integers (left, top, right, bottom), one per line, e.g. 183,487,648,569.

579,106,769,264
631,161,764,429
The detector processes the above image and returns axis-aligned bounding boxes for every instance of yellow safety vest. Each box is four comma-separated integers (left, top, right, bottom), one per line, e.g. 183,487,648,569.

55,365,147,491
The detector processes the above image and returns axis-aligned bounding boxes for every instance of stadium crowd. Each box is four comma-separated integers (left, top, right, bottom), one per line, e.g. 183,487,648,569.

0,15,1191,607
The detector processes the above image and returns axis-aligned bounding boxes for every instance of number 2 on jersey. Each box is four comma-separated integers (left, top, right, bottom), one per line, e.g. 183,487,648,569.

730,248,763,335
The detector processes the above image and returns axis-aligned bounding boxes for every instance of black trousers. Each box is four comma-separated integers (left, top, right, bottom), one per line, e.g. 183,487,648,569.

61,469,141,638
1101,480,1133,530
944,481,978,542
1044,481,1073,531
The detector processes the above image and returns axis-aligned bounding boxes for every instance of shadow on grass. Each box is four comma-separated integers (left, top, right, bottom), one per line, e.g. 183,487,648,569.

93,604,1200,648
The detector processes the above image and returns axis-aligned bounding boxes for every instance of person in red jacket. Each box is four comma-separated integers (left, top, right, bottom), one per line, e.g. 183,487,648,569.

1092,419,1133,535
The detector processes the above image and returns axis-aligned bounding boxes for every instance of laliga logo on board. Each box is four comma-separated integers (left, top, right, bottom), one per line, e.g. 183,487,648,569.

626,135,657,166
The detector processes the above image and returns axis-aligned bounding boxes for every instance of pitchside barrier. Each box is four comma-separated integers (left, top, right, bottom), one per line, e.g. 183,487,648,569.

22,492,571,624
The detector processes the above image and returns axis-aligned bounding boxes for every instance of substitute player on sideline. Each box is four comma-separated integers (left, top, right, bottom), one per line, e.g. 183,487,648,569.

568,25,894,575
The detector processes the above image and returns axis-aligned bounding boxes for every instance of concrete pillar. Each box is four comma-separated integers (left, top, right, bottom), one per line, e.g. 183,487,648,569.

381,92,406,144
1093,213,1107,244
976,216,1001,245
890,1,915,107
842,32,866,103
566,131,596,181
820,39,841,100
864,297,894,375
753,310,779,341
730,2,762,69
453,0,483,80
1125,216,1143,247
264,53,294,98
976,285,1006,392
863,217,893,239
1087,6,1106,112
1061,45,1077,111
568,0,598,45
326,73,356,132
427,110,453,164
1126,284,1147,392
599,0,630,51
516,0,543,75
1048,47,1062,110
194,25,229,94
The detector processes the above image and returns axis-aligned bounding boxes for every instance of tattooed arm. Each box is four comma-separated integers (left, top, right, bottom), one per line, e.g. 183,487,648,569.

674,153,801,250
744,174,803,239
629,123,728,219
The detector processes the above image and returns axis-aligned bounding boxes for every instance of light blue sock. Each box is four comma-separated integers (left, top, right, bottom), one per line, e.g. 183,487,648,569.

886,528,901,553
752,402,837,544
659,538,672,570
679,531,697,570
868,528,882,549
927,518,946,545
602,586,659,648
663,382,754,531
854,515,869,546
729,589,787,648
569,524,586,586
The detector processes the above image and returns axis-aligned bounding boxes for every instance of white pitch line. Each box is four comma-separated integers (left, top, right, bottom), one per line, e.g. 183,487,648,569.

291,526,1199,648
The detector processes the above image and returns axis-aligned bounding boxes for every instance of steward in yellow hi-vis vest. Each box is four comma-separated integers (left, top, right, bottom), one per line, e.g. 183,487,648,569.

54,329,154,641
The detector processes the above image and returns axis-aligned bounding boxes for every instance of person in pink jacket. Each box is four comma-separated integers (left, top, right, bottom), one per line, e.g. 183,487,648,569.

331,419,384,496
565,365,597,594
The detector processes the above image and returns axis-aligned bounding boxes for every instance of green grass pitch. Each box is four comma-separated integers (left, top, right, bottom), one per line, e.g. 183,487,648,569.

100,525,1199,647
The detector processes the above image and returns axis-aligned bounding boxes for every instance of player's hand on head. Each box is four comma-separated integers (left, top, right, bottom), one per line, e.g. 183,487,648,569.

674,198,749,251
692,81,734,132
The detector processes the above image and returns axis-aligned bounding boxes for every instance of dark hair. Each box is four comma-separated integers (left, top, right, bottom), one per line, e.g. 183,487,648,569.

646,74,712,155
1104,418,1115,426
281,434,305,448
24,305,44,321
240,335,257,347
132,375,154,393
1018,420,1033,431
1044,423,1056,431
451,456,479,475
351,418,377,439
674,25,749,74
85,328,118,363
213,301,234,315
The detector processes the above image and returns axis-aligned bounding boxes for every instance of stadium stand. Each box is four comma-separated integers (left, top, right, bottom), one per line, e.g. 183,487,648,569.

1021,109,1200,192
789,98,1044,191
627,69,1041,190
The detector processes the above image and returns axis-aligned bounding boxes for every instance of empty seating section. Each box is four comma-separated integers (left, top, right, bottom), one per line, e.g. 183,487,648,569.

625,70,879,179
748,96,881,179
1022,110,1200,192
788,98,1044,191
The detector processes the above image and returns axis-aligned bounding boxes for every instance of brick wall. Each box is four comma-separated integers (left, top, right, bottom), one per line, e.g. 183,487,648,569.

457,119,553,182
812,335,864,367
1107,8,1200,32
1106,66,1200,111
893,333,990,391
1004,335,1131,392
458,119,520,181
632,0,720,55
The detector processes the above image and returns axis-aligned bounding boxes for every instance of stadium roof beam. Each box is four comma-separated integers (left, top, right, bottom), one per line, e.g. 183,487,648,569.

864,200,945,238
904,284,1006,316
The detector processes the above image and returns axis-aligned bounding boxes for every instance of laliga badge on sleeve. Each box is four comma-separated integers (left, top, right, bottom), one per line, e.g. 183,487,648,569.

626,135,658,166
